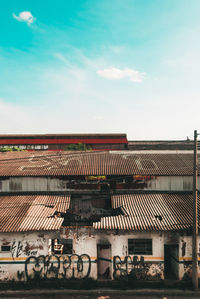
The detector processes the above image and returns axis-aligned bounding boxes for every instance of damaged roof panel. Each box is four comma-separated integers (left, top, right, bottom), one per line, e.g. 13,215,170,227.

93,193,197,231
0,192,198,233
0,195,70,232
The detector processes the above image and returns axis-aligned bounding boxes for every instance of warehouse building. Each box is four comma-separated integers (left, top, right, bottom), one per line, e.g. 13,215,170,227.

0,150,199,282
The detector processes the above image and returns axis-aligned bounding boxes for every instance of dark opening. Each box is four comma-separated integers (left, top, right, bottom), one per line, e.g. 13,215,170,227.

61,239,73,254
128,239,152,255
51,239,73,254
164,244,179,279
1,245,11,252
97,244,111,280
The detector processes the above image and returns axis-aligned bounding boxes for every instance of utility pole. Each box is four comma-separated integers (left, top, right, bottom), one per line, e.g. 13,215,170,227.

192,129,198,290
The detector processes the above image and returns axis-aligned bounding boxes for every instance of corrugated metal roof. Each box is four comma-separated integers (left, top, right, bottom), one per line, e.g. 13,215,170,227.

0,193,198,233
0,151,197,177
0,195,70,232
128,140,194,151
93,193,198,231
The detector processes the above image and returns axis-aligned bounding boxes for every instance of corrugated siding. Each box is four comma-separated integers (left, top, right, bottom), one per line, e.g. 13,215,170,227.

0,151,197,176
93,193,198,231
0,195,70,232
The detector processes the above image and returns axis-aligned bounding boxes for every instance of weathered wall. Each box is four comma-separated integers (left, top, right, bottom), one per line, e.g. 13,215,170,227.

0,177,64,192
60,228,165,281
0,176,198,192
145,176,195,191
0,231,57,281
179,236,200,280
0,229,164,281
1,229,199,282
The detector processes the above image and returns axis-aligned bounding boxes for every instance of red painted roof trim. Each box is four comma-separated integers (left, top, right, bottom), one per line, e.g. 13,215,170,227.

0,138,128,145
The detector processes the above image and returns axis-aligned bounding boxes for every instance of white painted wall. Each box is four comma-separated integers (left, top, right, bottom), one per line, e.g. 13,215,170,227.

60,228,164,280
179,236,200,280
1,228,198,281
0,231,57,281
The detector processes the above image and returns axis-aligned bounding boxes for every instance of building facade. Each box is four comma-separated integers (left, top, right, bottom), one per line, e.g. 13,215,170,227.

0,150,199,282
0,134,128,151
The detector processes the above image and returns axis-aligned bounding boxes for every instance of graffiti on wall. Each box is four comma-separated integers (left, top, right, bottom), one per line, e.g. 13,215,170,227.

0,265,9,280
182,261,192,280
10,241,43,258
113,255,163,281
11,241,23,258
25,254,91,280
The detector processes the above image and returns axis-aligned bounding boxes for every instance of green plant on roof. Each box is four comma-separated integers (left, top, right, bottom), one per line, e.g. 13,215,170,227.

65,143,92,151
0,146,25,152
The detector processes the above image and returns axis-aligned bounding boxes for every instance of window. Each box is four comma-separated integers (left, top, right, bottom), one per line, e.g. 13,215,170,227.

1,245,11,252
52,239,73,254
128,239,152,255
60,239,73,254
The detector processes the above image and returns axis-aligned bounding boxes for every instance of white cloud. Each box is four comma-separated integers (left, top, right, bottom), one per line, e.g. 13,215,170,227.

96,67,146,83
0,99,31,132
13,11,35,25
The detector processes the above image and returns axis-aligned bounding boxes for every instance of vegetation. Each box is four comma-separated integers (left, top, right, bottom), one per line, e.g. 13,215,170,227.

0,146,24,152
65,143,92,151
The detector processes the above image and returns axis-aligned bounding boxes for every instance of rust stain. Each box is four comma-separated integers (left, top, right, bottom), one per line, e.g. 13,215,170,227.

65,229,69,239
2,242,10,245
38,233,44,238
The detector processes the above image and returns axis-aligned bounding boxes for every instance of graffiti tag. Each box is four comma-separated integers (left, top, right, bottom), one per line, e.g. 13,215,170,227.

25,254,91,280
11,241,23,258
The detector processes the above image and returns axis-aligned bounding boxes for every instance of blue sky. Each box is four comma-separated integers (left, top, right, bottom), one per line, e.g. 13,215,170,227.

0,0,200,139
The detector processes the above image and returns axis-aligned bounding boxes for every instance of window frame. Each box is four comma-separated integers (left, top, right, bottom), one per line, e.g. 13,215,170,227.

1,245,11,252
51,239,73,255
128,238,152,255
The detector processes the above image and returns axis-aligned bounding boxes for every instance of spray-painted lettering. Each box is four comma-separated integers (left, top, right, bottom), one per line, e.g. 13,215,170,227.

25,254,91,280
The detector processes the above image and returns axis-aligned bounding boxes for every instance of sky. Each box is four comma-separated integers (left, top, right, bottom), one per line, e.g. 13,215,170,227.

0,0,200,140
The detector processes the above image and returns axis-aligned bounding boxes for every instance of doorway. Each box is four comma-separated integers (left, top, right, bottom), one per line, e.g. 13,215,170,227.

164,244,179,279
97,244,112,279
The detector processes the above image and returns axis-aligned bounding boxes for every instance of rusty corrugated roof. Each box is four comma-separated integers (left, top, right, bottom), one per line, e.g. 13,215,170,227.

0,150,197,176
0,192,197,233
128,140,194,150
94,193,198,231
0,195,70,232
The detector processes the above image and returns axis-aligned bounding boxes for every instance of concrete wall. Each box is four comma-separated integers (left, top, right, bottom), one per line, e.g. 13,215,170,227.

179,236,200,280
1,229,199,281
0,231,57,281
0,228,165,281
0,176,198,192
60,228,165,280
